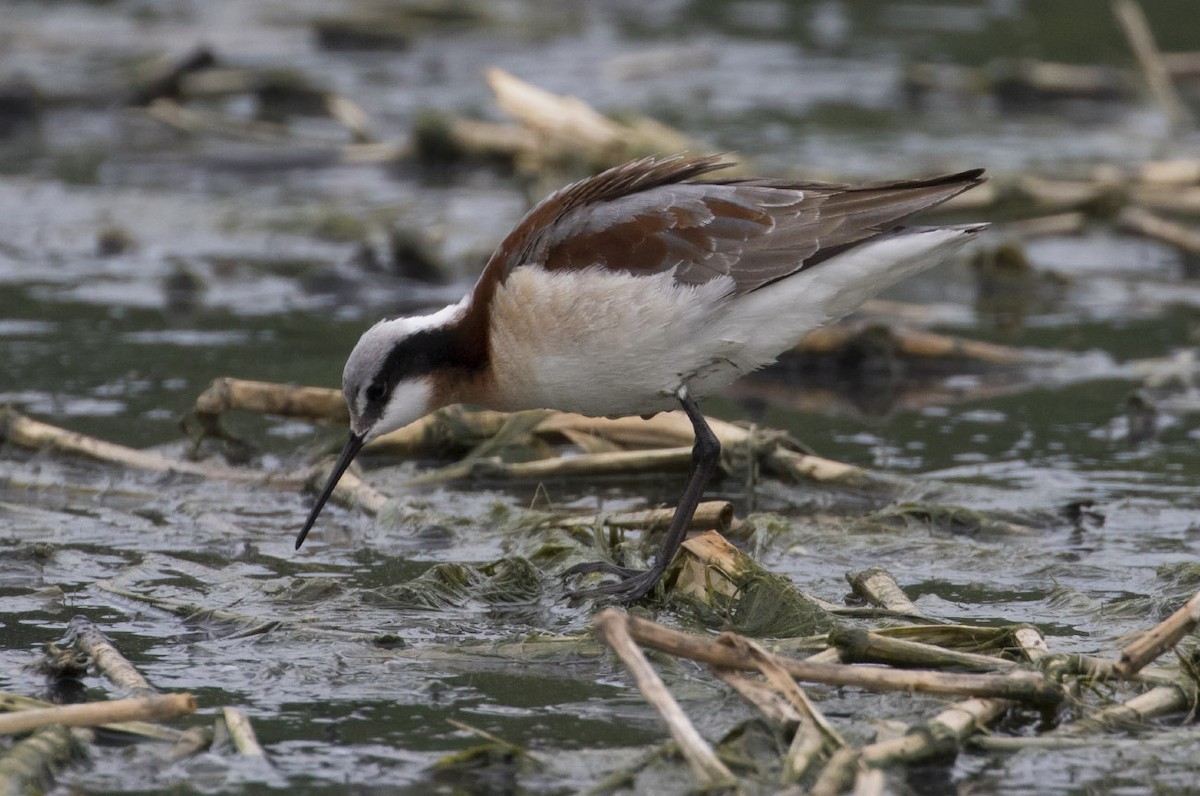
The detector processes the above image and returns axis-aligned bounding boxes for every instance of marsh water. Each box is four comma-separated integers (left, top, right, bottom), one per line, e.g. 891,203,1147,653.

3,1,1200,793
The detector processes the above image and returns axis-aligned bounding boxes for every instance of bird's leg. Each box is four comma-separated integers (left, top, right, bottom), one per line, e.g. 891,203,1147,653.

565,387,720,603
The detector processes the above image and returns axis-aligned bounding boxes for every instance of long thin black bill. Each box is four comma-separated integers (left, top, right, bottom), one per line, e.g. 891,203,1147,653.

295,431,365,549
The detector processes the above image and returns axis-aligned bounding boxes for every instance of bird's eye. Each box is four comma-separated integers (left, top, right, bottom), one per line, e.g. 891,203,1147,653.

365,383,386,403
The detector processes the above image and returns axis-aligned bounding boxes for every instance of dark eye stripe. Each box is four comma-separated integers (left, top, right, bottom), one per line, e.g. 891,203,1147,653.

379,327,477,387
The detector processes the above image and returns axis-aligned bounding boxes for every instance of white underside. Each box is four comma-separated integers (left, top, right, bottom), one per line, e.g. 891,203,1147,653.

486,227,976,417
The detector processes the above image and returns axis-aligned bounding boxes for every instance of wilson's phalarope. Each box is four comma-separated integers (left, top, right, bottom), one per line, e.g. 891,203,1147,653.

296,155,986,602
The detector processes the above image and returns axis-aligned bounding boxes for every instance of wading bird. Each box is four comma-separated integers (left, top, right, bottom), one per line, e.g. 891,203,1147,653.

296,155,986,602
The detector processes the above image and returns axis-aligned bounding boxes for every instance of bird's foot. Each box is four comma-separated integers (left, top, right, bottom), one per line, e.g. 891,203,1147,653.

564,561,664,604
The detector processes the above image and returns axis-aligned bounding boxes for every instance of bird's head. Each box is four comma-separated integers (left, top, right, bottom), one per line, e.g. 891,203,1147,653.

295,300,471,548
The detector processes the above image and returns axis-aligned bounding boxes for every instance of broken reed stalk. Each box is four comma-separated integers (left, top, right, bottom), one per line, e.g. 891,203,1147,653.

145,99,290,142
724,635,845,749
0,694,196,735
67,616,158,697
1117,205,1200,255
1000,211,1088,239
189,381,890,492
0,726,89,796
540,411,899,490
607,611,1061,707
795,325,1028,366
713,671,805,728
1114,588,1200,678
369,407,511,455
845,567,922,616
767,448,906,491
1012,627,1052,663
1056,684,1194,735
562,501,733,533
1112,0,1191,131
1130,182,1200,215
168,726,215,760
484,68,696,171
829,628,1019,672
853,767,886,796
721,634,846,783
307,459,389,515
408,447,694,485
221,707,267,757
859,698,1012,766
193,378,512,457
0,691,183,743
809,746,861,796
0,408,275,484
592,610,737,789
194,377,347,423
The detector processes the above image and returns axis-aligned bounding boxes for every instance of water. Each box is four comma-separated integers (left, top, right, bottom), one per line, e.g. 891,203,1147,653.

2,1,1200,793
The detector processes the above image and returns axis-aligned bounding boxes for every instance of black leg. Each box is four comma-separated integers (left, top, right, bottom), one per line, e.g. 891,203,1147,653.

565,387,721,603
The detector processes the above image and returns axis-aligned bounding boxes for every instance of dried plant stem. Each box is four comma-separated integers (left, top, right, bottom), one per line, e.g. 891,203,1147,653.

1112,0,1190,130
409,447,693,485
535,410,750,450
484,68,696,171
194,377,346,423
0,409,273,483
0,726,89,796
169,726,215,760
810,746,861,796
1117,206,1200,255
829,628,1018,672
1056,684,1194,735
845,567,922,616
796,325,1028,366
221,707,267,757
785,715,828,785
721,634,844,784
309,461,389,515
0,691,183,743
854,767,886,796
860,698,1011,766
561,500,733,533
0,694,195,735
767,448,905,490
614,611,1061,706
1001,211,1088,238
1012,627,1052,664
593,610,736,789
68,616,158,697
1115,588,1200,678
369,408,511,455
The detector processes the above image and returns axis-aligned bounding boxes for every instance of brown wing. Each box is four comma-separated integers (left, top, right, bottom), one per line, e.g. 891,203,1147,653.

474,155,985,301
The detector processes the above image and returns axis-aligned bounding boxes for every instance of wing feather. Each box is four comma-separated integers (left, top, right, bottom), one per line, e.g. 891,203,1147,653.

473,155,985,302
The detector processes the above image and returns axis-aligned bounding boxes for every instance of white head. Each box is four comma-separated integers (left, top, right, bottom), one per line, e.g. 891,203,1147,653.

296,299,473,548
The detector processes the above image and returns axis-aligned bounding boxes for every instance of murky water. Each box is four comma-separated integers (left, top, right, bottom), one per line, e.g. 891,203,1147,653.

2,1,1200,793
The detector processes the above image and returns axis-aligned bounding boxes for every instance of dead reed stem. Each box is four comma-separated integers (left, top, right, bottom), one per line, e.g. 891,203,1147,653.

68,616,158,697
221,707,267,757
592,610,736,789
612,611,1061,706
846,567,922,616
561,501,733,533
1115,588,1200,678
1112,0,1190,131
0,694,196,735
0,726,89,796
859,698,1012,766
0,409,274,484
194,377,346,422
